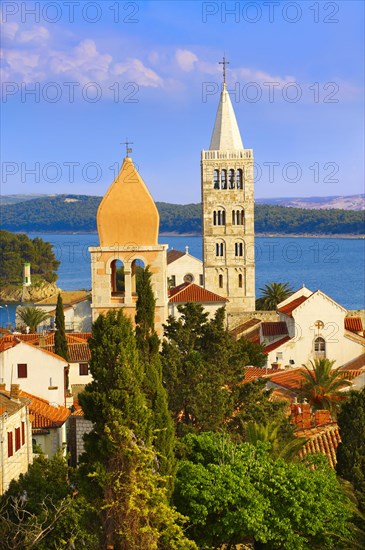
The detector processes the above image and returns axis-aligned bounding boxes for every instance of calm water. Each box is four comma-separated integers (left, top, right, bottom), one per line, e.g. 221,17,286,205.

1,234,364,325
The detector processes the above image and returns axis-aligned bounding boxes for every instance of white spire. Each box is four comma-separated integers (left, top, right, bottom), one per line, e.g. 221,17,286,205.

209,84,244,151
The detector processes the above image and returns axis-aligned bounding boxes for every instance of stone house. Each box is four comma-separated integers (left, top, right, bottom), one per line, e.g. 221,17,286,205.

167,248,204,288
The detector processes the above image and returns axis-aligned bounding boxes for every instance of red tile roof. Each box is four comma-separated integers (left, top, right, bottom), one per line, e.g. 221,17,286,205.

243,367,267,384
167,249,186,265
277,295,309,316
340,353,365,371
41,343,90,363
263,336,291,354
266,367,355,392
169,282,228,303
296,423,341,469
262,322,288,337
345,317,363,333
230,318,261,340
20,390,70,429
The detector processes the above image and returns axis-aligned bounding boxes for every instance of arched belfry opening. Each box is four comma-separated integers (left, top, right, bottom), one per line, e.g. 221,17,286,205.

89,155,168,335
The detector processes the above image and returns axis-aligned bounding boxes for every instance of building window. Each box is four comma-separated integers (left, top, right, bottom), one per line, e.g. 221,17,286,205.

236,169,243,189
314,337,326,358
229,169,235,189
169,275,176,288
215,242,224,257
79,363,89,376
213,169,219,189
235,242,243,257
214,209,226,226
199,274,204,286
15,427,21,452
8,432,13,457
17,364,27,378
184,273,194,283
219,274,223,288
21,422,25,446
238,274,243,288
221,169,227,189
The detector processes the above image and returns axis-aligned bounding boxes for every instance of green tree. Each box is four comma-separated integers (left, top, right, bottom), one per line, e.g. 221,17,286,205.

299,358,351,414
245,419,307,461
0,451,99,549
256,282,293,310
174,432,357,549
78,309,195,549
54,293,68,362
17,306,49,332
135,266,175,485
337,389,365,511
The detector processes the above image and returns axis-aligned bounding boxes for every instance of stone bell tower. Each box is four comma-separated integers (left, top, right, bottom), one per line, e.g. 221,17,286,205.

201,57,255,313
89,153,168,335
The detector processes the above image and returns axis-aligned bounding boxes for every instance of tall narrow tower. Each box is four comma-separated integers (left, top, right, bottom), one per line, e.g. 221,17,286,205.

201,61,255,313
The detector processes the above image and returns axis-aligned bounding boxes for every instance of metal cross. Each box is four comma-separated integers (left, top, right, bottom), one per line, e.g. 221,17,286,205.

219,55,230,84
122,138,133,157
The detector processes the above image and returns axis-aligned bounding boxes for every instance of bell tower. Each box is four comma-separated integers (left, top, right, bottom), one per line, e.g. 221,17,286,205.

201,57,255,312
89,154,168,335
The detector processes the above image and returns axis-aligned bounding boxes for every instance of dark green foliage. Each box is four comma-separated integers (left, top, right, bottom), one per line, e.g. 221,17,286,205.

174,432,357,549
54,294,69,362
1,196,363,234
161,304,267,435
135,267,176,485
256,281,294,310
0,452,99,549
17,306,50,332
337,389,365,511
0,230,59,285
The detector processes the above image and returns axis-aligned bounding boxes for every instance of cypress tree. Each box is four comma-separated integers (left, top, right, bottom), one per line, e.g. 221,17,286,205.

78,309,195,549
54,293,68,361
135,266,176,486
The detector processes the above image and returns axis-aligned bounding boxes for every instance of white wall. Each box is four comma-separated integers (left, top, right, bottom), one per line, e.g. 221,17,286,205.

168,254,203,288
68,361,92,387
0,343,67,405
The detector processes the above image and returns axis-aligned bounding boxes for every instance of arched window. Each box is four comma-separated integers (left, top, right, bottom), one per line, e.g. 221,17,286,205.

234,209,245,225
219,274,223,288
214,209,226,226
238,274,243,288
229,169,235,189
131,259,145,294
236,169,243,189
235,242,243,257
314,337,326,358
221,169,227,189
111,259,124,295
213,169,219,189
232,210,236,225
213,211,217,225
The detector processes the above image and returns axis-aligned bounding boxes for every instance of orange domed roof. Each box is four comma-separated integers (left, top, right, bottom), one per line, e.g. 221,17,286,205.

97,157,159,247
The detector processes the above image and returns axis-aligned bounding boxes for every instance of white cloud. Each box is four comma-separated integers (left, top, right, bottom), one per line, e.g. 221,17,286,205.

0,21,19,41
18,26,50,44
175,49,198,72
113,58,162,87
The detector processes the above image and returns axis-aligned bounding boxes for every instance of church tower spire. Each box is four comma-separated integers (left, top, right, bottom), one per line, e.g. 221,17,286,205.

201,57,256,314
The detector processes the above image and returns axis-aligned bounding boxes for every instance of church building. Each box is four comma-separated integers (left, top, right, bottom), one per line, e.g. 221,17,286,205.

89,155,168,335
201,58,256,313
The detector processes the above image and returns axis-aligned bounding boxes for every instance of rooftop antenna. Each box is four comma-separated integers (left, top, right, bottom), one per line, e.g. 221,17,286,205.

219,54,230,85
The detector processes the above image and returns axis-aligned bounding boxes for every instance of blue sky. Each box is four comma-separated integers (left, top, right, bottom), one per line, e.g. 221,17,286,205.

1,0,364,203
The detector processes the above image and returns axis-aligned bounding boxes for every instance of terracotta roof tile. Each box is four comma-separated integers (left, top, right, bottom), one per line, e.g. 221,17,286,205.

230,318,261,339
19,390,70,429
262,322,288,337
263,336,291,354
277,295,309,316
167,249,186,265
169,282,228,303
35,290,89,306
243,367,267,384
345,317,363,333
266,367,354,392
340,353,365,371
296,423,341,469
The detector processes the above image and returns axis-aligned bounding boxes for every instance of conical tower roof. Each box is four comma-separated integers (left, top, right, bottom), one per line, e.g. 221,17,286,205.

209,84,244,150
97,157,159,247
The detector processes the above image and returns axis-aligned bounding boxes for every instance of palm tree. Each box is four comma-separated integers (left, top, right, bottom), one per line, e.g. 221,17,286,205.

255,282,293,310
17,307,50,332
245,420,307,461
299,358,351,415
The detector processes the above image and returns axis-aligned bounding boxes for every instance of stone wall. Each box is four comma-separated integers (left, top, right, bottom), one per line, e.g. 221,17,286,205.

68,416,93,467
227,310,279,330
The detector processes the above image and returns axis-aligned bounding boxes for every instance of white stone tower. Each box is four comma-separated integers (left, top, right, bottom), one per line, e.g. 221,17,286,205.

201,58,255,313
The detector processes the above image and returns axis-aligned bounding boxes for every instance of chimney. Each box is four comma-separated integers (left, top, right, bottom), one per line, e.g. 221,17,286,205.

0,382,6,391
10,384,20,400
315,409,331,426
290,402,311,429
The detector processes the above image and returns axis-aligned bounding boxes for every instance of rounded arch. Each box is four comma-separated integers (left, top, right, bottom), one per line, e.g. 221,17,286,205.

314,336,326,358
130,257,146,294
110,259,125,294
215,239,225,258
213,206,226,226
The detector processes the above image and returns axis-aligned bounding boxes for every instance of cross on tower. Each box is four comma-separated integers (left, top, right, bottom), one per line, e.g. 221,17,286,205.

122,138,133,157
219,55,230,85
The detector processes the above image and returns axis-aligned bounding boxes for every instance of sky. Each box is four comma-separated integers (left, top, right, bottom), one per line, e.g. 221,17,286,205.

1,0,364,203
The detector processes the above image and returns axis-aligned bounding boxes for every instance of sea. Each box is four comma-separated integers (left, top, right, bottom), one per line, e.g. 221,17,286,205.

1,234,364,326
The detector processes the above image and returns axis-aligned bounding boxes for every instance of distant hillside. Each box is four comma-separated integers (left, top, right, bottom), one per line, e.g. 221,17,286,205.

1,194,364,235
256,194,365,211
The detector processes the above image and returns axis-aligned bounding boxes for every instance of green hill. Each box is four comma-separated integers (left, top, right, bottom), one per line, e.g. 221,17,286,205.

0,195,364,235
